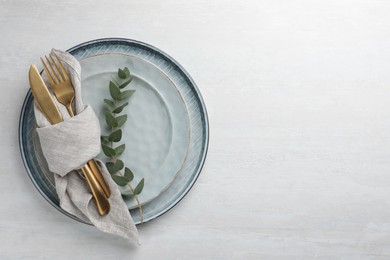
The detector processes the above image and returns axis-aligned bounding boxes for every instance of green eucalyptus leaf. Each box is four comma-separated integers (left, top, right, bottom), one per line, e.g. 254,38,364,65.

112,175,129,186
118,68,127,79
106,162,116,174
111,79,120,86
109,81,121,100
121,192,134,199
102,144,116,157
114,144,125,156
105,111,118,127
116,115,128,127
124,167,134,182
114,159,124,171
119,90,135,100
124,67,130,77
112,102,128,113
104,99,115,110
119,78,132,89
101,135,109,143
108,129,122,142
134,178,144,195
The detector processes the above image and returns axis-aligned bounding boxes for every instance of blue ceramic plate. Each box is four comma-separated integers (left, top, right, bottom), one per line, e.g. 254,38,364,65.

19,38,209,225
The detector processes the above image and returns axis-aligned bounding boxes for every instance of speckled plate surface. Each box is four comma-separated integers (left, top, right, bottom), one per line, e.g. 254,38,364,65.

81,53,190,209
19,38,209,224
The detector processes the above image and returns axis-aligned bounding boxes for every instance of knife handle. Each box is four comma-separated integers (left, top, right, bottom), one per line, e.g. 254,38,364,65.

81,164,110,216
87,159,111,198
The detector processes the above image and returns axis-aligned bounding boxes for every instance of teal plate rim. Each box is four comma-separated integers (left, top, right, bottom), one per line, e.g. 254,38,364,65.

18,38,209,225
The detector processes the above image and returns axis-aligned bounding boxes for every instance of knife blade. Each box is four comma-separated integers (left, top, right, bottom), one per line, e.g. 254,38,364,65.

29,64,110,216
29,65,62,125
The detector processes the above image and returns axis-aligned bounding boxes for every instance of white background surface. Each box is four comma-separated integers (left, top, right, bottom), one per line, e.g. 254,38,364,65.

2,0,390,258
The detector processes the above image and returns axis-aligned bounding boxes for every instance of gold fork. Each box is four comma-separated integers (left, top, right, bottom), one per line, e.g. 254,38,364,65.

41,51,111,198
41,51,111,215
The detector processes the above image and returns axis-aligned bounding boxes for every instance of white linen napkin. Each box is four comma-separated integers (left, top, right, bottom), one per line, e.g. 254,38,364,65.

33,49,139,243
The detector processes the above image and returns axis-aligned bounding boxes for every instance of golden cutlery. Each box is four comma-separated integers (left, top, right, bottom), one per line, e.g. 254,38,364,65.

40,51,111,199
29,64,110,216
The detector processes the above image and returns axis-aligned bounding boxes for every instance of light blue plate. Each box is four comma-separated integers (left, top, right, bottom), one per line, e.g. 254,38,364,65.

82,53,191,209
19,38,209,225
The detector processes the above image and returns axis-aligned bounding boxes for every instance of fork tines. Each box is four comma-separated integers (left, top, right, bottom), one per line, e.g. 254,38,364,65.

40,51,68,85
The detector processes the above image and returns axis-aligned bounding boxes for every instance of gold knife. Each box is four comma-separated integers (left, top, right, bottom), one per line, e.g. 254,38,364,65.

29,64,110,216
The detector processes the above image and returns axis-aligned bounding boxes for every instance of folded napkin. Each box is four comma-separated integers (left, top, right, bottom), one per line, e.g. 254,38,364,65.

33,49,139,243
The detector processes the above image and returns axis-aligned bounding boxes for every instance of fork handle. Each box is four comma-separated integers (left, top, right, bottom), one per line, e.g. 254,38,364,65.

87,159,111,198
66,104,74,117
66,105,111,199
81,164,110,216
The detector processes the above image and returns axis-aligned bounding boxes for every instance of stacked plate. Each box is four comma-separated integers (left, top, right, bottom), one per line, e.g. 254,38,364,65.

19,38,209,224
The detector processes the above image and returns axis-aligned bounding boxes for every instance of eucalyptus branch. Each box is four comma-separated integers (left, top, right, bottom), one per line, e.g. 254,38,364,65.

100,67,144,223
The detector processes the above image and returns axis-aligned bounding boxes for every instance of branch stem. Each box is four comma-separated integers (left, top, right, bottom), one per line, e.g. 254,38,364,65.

109,98,143,224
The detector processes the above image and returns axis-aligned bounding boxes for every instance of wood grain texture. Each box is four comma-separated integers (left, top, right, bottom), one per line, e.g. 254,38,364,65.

2,0,390,258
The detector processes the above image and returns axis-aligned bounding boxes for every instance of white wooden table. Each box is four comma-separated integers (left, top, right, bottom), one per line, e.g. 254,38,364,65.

2,0,390,258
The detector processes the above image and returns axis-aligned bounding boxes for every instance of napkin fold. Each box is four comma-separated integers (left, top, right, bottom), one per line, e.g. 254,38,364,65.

33,49,139,243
